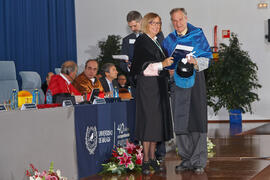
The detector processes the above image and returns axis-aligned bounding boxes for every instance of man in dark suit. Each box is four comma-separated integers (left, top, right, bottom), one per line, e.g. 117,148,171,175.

99,63,119,97
41,72,54,94
117,74,129,89
120,11,141,72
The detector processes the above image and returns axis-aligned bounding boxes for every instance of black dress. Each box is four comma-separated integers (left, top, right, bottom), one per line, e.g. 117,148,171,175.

130,33,173,142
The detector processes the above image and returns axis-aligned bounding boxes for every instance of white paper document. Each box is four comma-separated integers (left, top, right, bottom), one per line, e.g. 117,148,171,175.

112,55,129,61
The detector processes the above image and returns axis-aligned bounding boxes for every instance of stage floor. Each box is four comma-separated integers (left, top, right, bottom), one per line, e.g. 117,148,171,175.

83,122,270,180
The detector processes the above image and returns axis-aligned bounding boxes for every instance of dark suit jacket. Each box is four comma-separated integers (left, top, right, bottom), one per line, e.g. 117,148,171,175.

41,81,48,94
99,77,119,93
120,32,164,72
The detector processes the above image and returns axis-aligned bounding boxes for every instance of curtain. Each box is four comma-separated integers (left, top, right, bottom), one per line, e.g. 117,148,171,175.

0,0,77,83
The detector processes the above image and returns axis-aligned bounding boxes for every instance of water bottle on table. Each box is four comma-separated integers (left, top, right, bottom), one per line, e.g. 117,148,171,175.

113,86,119,98
11,89,18,110
46,89,53,104
32,89,40,105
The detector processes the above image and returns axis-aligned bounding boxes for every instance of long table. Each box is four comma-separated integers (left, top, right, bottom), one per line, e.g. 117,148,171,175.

74,101,136,178
0,100,135,180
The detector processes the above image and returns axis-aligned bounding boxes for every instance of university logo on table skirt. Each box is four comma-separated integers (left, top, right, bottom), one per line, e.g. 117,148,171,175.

85,126,98,155
74,101,136,179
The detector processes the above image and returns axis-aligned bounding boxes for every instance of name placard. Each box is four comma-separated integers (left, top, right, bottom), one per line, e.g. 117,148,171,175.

62,100,73,107
0,105,7,112
93,98,106,104
105,97,121,103
21,103,37,110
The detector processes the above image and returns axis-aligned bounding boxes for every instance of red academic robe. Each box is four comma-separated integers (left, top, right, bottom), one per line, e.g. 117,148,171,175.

48,74,81,96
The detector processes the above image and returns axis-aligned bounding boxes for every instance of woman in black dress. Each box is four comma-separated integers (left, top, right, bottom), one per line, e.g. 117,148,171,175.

130,12,174,174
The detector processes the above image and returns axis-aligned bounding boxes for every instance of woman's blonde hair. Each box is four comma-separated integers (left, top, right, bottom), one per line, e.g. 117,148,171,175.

141,12,162,34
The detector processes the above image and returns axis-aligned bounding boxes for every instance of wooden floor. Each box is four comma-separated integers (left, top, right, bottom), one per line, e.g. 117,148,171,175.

83,122,270,180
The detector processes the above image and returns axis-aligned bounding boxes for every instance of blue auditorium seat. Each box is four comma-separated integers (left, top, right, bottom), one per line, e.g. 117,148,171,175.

0,61,19,104
19,71,45,104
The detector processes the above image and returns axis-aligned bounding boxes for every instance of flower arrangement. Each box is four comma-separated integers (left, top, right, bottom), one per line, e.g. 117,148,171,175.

102,139,215,175
25,162,67,180
100,141,143,175
207,137,215,158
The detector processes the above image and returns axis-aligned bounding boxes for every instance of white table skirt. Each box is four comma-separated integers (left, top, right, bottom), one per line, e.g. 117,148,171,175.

0,107,78,180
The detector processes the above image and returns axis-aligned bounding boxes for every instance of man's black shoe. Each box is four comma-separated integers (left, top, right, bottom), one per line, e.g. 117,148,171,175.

193,167,204,174
156,156,165,163
149,159,164,172
175,164,189,172
142,161,150,175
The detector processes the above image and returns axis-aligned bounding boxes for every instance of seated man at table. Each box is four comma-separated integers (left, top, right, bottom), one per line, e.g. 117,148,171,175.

73,59,104,95
41,72,54,94
48,60,81,103
99,63,119,96
117,74,129,89
117,74,133,100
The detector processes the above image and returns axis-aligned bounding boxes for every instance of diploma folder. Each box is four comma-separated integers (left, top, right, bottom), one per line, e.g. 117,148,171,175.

166,44,194,70
112,55,129,61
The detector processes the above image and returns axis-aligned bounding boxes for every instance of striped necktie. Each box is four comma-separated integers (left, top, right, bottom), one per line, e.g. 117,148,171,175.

109,82,114,91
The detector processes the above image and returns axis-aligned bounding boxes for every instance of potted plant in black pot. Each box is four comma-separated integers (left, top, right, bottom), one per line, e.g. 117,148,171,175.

206,33,262,124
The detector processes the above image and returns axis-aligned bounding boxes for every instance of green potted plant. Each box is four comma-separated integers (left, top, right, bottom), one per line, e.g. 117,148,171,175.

206,33,262,123
97,35,122,74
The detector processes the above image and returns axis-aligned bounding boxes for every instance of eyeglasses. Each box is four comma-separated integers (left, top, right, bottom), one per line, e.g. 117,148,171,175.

149,21,162,26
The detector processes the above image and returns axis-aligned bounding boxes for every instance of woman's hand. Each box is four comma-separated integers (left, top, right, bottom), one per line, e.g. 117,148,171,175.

162,57,174,68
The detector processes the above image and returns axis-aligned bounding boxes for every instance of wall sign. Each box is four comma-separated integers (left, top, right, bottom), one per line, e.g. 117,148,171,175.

222,30,230,38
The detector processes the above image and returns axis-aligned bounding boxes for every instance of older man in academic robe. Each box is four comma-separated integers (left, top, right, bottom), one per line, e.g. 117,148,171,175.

73,59,104,95
48,61,81,103
162,8,213,174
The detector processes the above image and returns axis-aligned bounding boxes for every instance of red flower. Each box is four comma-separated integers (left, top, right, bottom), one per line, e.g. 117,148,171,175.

117,152,132,168
112,152,118,157
135,154,143,165
135,158,142,165
26,170,31,177
112,149,119,157
125,141,136,155
127,148,133,154
49,172,60,180
30,163,38,172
